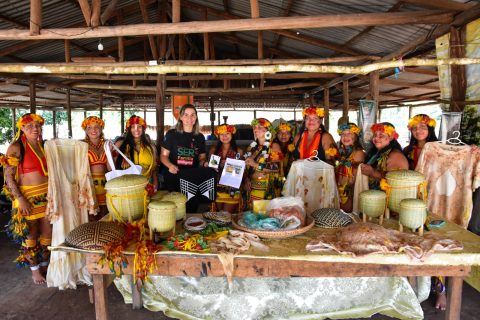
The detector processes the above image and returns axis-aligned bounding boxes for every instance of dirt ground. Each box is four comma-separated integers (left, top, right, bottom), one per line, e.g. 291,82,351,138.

1,213,479,320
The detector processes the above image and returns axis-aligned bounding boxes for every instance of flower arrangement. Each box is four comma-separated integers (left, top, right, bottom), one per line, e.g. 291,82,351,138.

302,106,325,118
371,123,399,140
277,122,293,132
337,123,361,136
16,113,44,129
214,124,236,137
251,118,272,130
81,116,105,130
287,143,295,152
407,115,436,130
126,115,147,130
325,147,339,158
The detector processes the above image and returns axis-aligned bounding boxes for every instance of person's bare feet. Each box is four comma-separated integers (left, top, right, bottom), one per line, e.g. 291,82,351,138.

435,292,447,311
31,268,46,284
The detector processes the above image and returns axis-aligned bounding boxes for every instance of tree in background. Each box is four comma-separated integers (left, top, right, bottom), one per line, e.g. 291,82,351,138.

0,108,13,145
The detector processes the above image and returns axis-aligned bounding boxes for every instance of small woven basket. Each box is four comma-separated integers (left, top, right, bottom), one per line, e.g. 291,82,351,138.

160,192,187,220
148,200,177,233
385,170,426,213
399,198,427,230
359,190,386,218
105,174,148,223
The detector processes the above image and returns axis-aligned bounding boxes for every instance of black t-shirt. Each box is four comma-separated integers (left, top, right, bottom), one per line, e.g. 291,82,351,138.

162,129,206,168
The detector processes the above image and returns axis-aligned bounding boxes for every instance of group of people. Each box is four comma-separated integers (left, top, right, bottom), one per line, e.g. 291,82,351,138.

0,104,450,309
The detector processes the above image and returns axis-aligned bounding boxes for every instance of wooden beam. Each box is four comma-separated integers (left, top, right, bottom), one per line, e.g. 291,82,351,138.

101,0,118,25
30,0,42,36
139,0,158,60
158,0,168,59
0,10,454,40
155,74,165,149
120,98,125,133
403,67,438,76
90,0,101,28
0,41,41,58
323,88,330,130
172,0,181,24
450,26,466,112
203,9,209,60
380,78,438,90
117,13,125,62
369,71,380,104
77,0,92,27
250,0,263,59
400,0,475,11
0,14,27,29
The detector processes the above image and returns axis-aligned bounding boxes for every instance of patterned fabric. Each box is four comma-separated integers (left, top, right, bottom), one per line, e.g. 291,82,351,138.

92,172,106,205
12,182,48,221
115,275,429,320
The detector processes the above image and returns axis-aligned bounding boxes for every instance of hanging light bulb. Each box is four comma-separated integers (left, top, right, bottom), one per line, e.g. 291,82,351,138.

97,39,104,51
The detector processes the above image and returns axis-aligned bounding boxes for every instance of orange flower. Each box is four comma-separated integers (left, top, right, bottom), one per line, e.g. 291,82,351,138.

82,116,105,130
126,115,147,131
407,115,436,130
302,106,325,118
371,123,399,140
214,124,236,137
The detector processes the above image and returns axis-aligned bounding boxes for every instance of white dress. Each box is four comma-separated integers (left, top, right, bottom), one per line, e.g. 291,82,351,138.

45,139,97,289
282,159,340,213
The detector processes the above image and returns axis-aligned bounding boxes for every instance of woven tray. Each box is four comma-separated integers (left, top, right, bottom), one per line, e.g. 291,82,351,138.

232,214,314,239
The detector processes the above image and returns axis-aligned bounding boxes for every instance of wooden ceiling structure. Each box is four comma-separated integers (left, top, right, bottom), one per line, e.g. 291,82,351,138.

0,0,479,125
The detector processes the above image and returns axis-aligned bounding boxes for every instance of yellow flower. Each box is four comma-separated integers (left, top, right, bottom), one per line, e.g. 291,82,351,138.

380,179,390,191
302,106,325,118
287,144,295,152
407,115,436,130
325,147,338,157
383,125,395,137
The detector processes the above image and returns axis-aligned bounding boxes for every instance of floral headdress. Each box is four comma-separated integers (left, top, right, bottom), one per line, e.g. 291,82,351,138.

338,123,361,136
407,115,436,130
276,122,294,133
251,118,272,131
81,116,105,130
15,113,45,140
214,124,236,137
371,123,399,140
126,115,147,131
302,106,325,118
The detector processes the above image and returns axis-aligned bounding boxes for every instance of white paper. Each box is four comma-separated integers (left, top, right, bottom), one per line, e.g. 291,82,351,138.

218,158,245,189
208,154,221,169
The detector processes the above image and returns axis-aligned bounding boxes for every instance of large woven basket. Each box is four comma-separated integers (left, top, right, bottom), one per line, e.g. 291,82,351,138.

160,192,187,220
399,198,427,230
359,190,386,218
64,221,126,250
385,170,426,213
105,174,148,222
148,201,177,232
232,214,314,239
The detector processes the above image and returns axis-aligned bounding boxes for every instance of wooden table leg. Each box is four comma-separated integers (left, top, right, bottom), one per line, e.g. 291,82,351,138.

445,276,463,320
132,278,143,310
93,274,109,320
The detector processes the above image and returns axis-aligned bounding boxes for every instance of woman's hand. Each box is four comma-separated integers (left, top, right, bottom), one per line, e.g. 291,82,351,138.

360,164,374,177
168,164,179,174
18,196,32,216
245,157,256,168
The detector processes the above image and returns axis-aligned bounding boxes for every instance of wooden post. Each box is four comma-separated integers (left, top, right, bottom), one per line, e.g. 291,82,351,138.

120,98,125,134
250,0,263,59
450,26,466,112
117,13,125,62
30,0,42,36
29,78,36,113
99,93,103,119
66,88,72,138
156,74,166,149
52,110,57,138
209,97,215,136
369,71,380,122
172,0,181,23
92,274,108,320
342,80,349,121
203,10,209,60
64,39,71,63
217,110,221,125
11,107,16,136
446,276,464,320
324,88,330,131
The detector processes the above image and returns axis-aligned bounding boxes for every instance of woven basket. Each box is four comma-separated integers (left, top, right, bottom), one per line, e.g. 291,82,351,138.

161,192,187,220
359,190,386,218
105,174,148,222
311,208,355,228
399,198,427,230
64,221,126,250
232,214,314,239
148,201,177,232
385,170,426,213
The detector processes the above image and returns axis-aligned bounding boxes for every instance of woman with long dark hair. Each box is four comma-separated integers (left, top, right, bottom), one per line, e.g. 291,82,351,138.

114,115,158,191
361,122,408,189
403,114,438,170
273,121,295,177
209,124,243,213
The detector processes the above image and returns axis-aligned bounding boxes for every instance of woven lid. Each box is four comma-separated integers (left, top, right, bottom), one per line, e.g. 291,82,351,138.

151,190,169,201
400,198,426,209
105,174,148,189
148,200,176,210
386,169,425,182
359,190,386,199
65,221,126,250
162,192,187,203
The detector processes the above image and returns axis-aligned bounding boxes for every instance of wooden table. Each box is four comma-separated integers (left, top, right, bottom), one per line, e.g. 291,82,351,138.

59,218,480,320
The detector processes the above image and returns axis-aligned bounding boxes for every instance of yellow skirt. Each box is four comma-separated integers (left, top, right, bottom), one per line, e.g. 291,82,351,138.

12,182,48,221
216,190,240,205
92,172,107,205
